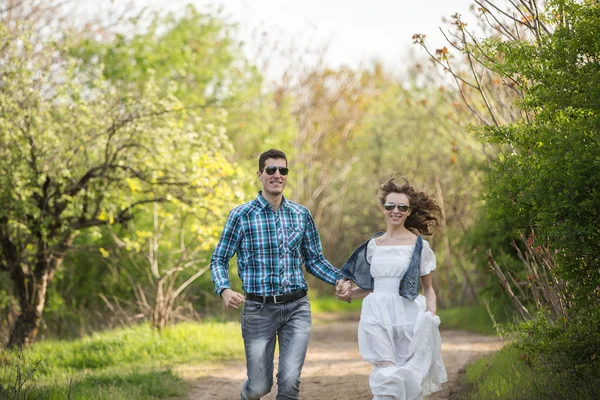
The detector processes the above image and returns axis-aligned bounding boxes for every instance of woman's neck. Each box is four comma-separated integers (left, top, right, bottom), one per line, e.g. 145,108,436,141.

384,226,412,239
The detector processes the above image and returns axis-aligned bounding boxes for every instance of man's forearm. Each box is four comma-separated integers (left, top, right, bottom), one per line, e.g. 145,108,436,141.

305,256,340,285
210,259,231,295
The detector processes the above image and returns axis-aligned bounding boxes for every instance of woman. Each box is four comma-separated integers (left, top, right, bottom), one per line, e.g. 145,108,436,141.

336,177,447,400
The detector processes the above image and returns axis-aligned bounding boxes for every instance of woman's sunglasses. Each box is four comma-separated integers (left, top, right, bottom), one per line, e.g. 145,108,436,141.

383,203,409,212
262,166,289,176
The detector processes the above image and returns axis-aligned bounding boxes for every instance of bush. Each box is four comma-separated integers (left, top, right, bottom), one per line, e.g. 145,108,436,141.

465,309,600,400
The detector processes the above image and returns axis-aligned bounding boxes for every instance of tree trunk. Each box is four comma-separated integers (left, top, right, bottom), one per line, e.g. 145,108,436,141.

153,281,167,331
6,235,73,349
7,264,51,348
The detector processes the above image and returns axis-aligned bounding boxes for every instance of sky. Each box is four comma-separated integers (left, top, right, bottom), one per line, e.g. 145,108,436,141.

211,0,478,68
93,0,480,74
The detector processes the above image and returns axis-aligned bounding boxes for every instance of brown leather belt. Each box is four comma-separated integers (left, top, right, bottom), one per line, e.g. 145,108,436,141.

245,290,307,304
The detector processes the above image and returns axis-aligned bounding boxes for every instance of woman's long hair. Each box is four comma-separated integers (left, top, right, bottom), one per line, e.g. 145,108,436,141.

378,177,443,236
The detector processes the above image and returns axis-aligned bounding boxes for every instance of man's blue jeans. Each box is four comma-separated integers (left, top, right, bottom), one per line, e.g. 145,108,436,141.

240,296,311,400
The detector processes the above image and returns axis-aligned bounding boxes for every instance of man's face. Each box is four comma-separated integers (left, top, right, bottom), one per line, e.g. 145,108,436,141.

257,158,288,196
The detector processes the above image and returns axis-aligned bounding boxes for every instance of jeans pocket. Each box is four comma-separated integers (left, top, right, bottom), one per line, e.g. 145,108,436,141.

243,300,265,316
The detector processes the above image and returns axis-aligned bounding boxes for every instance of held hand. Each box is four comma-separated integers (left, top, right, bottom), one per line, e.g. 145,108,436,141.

337,289,351,302
335,279,352,301
221,289,245,310
335,279,349,295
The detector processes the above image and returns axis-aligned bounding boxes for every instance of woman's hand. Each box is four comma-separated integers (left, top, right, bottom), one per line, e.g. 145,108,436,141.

421,273,437,316
335,278,352,301
425,299,437,316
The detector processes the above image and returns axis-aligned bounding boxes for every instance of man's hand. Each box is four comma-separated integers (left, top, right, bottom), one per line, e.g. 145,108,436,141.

335,278,352,301
221,288,245,310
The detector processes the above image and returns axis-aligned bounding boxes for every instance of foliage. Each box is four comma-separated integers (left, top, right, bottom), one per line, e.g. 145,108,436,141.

430,2,600,398
72,4,296,168
464,337,600,400
512,306,600,376
1,0,504,345
37,5,296,332
475,1,600,307
458,210,523,311
0,18,241,346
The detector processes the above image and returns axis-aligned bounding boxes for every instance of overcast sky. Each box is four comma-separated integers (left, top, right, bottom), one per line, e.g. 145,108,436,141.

214,0,478,68
89,0,480,74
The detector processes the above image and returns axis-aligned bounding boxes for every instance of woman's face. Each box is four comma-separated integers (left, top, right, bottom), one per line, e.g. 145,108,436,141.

382,192,411,227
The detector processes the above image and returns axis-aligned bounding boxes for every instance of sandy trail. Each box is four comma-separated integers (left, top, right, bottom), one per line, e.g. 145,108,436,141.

183,314,503,400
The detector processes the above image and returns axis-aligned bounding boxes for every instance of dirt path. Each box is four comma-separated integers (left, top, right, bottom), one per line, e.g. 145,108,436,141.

183,314,503,399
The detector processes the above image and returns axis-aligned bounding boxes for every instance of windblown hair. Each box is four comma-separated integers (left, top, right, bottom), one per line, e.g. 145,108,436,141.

258,149,287,171
378,177,443,236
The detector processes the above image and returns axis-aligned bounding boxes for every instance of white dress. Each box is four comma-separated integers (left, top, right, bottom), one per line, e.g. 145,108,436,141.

358,239,447,400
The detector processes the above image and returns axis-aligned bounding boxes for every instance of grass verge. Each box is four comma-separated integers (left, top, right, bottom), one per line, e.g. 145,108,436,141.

0,321,244,399
463,345,600,400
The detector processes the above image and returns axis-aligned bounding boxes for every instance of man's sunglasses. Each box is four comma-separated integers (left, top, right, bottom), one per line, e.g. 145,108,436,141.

383,203,409,212
262,166,289,176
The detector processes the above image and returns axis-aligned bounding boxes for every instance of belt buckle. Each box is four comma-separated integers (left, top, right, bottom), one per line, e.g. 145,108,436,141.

273,294,282,304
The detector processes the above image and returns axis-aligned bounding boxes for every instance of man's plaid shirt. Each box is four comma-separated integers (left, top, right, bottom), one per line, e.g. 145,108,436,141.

210,192,341,296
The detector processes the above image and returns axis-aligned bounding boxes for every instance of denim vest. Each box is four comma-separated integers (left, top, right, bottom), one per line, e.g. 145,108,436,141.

339,232,423,301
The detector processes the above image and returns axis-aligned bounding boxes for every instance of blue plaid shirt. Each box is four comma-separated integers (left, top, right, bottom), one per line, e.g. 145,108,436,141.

210,192,341,296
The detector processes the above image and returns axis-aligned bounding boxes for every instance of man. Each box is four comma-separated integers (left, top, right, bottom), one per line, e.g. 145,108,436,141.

210,149,341,400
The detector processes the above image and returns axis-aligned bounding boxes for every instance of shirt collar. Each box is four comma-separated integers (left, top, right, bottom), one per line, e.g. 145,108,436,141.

256,191,287,210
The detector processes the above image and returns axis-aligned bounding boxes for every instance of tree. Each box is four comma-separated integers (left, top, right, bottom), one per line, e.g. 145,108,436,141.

72,4,295,169
102,200,234,331
417,0,600,307
479,0,600,307
0,23,238,347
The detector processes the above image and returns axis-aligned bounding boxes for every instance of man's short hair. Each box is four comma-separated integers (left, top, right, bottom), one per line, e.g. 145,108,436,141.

258,149,287,171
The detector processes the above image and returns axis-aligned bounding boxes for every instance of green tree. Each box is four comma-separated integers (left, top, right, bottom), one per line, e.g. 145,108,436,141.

417,2,600,376
471,0,600,307
0,23,238,347
72,4,295,167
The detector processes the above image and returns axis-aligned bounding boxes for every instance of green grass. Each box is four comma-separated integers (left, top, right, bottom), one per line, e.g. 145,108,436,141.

309,295,363,314
31,320,244,374
463,345,532,399
437,306,498,335
6,369,186,400
463,344,600,400
1,321,244,399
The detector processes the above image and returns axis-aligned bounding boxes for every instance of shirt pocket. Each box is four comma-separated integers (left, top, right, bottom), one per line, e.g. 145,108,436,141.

287,227,303,253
